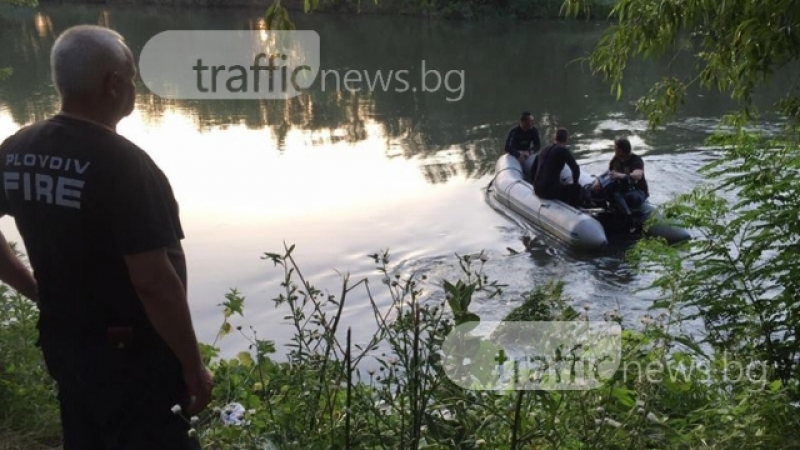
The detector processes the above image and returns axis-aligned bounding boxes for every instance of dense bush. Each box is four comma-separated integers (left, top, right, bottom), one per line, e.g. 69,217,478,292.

3,243,800,449
263,0,612,27
0,251,60,448
563,0,800,399
181,246,800,450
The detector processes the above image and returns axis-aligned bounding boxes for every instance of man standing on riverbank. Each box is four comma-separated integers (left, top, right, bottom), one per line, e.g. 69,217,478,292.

0,25,211,449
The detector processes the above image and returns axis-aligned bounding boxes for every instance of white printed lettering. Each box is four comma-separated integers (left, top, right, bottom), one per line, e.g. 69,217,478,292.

55,177,83,209
49,157,63,170
73,160,91,174
35,174,54,203
3,172,19,192
4,153,91,176
23,173,31,201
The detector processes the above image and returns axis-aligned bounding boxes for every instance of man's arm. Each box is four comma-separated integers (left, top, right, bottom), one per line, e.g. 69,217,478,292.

106,150,210,415
0,229,38,303
531,128,541,152
125,248,199,370
627,169,644,181
125,247,210,414
566,149,581,184
628,157,645,182
612,163,644,181
505,128,519,157
166,242,187,292
609,156,629,180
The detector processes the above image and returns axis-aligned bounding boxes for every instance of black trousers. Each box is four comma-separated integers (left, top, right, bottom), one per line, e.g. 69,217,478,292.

38,328,201,450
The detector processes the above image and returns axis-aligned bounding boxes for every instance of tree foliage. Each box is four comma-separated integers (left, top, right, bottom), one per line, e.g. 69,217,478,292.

563,0,800,390
0,0,38,81
630,124,800,384
564,0,800,128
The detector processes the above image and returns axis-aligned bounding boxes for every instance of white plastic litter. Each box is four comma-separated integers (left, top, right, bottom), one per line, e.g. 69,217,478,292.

219,402,279,449
220,402,246,426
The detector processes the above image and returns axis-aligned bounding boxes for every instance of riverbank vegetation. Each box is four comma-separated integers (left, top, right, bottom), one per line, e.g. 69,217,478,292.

0,285,60,450
279,0,614,20
28,0,614,20
256,0,612,28
4,246,800,449
0,0,36,81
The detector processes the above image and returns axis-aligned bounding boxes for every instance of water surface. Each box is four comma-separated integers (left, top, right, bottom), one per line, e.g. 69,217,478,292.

0,5,789,355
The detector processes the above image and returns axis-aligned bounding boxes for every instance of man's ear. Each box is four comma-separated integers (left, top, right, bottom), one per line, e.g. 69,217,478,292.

102,70,120,98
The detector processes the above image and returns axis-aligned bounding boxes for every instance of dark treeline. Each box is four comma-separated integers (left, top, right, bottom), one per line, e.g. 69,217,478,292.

0,4,780,183
34,0,614,20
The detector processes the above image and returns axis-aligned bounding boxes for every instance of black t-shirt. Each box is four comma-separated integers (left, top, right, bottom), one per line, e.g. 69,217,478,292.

0,114,184,336
529,143,580,198
609,153,648,196
505,125,541,157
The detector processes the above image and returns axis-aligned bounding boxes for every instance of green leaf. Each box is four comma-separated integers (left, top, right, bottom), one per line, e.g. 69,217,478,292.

238,351,254,367
672,335,708,359
611,387,635,407
222,289,245,317
246,394,261,410
255,339,276,356
462,313,480,323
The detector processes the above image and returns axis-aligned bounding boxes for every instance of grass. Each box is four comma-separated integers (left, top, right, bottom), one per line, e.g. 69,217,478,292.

0,431,59,450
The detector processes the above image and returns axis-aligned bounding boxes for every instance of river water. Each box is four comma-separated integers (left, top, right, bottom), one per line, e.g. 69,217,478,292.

0,4,789,356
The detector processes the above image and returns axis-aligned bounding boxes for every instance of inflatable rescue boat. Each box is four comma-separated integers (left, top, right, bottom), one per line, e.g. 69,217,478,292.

490,154,691,250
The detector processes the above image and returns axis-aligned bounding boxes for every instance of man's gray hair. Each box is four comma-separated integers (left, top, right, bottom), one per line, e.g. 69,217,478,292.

50,25,130,97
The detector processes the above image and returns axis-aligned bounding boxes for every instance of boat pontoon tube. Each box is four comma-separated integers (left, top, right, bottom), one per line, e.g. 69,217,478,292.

492,154,609,249
491,154,691,249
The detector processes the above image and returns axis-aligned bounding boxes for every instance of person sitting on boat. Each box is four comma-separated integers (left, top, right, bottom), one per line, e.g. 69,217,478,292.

591,138,649,219
528,128,582,206
504,111,541,164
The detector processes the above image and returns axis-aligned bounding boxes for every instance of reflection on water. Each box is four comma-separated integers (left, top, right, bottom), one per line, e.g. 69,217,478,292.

3,4,767,180
0,5,790,355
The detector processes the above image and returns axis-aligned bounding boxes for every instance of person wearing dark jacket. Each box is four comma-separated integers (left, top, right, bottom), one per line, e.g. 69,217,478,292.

529,128,582,206
504,111,541,163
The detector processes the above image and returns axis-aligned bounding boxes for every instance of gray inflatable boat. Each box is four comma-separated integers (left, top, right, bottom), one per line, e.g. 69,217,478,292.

490,154,691,250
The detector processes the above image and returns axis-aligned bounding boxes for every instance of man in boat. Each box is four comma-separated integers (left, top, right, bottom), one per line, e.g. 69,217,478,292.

591,138,649,220
528,128,582,206
0,25,211,449
504,111,541,164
